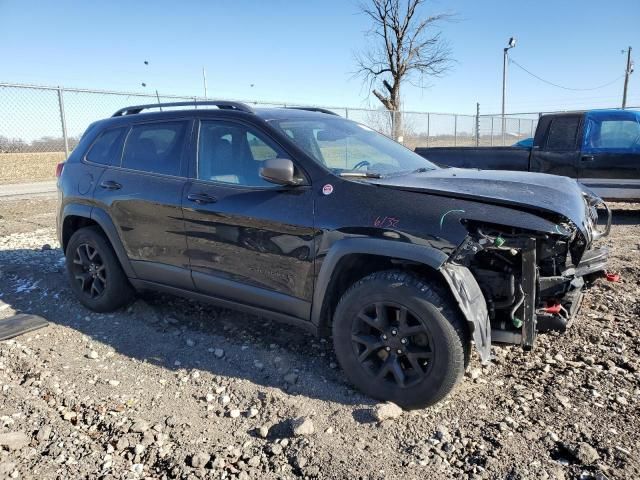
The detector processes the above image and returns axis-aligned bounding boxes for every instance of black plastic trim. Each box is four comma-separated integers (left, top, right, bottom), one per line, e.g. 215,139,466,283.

311,237,449,329
129,279,317,334
193,271,311,319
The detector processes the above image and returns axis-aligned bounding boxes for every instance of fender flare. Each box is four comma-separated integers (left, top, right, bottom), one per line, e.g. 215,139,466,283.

311,237,448,329
60,204,136,279
312,237,491,362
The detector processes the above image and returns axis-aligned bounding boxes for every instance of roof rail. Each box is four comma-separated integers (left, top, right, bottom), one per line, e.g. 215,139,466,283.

112,100,254,117
284,106,339,116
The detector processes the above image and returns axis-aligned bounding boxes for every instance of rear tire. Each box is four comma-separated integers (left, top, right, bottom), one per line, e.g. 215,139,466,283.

332,270,469,409
65,226,135,312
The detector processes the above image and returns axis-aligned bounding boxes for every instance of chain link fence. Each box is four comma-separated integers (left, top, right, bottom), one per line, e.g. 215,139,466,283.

0,82,539,183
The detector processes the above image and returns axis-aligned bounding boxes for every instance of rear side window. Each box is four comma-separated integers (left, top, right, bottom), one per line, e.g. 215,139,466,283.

86,127,126,165
545,116,580,151
122,121,188,176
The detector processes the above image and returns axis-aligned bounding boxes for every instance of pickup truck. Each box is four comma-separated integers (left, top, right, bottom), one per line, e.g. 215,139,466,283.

415,109,640,201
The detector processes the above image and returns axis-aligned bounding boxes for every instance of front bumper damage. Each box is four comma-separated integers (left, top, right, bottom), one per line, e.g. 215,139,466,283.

441,198,611,360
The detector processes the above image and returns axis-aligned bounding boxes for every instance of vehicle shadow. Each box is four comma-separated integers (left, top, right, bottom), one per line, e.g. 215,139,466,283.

0,246,372,408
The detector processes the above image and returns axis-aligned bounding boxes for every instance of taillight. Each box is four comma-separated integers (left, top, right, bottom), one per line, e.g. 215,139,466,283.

56,162,65,178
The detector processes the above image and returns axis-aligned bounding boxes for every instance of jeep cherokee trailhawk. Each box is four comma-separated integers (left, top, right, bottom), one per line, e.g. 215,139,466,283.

57,101,610,408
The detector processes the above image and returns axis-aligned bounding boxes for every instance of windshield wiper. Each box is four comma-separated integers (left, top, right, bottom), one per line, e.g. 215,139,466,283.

338,171,383,178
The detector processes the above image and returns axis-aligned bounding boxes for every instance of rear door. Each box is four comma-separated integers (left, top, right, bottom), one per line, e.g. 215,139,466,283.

93,118,193,289
578,111,640,200
182,117,315,320
530,114,582,178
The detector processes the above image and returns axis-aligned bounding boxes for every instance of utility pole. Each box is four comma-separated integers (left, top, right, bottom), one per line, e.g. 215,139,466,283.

202,67,208,99
501,37,516,145
622,46,633,109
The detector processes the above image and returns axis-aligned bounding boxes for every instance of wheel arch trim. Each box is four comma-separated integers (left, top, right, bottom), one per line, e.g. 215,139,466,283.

311,237,448,331
60,204,136,279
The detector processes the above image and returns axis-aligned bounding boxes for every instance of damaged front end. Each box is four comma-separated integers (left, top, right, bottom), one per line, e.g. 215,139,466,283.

441,194,611,360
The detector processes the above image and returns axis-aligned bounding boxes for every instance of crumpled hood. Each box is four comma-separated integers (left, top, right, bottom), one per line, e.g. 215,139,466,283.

371,168,596,237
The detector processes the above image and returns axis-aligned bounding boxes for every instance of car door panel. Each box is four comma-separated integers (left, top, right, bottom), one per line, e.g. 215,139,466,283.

93,119,193,289
183,181,315,316
182,118,316,318
530,115,582,178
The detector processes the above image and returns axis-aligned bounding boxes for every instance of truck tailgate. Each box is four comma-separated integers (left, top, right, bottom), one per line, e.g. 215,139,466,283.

415,146,531,171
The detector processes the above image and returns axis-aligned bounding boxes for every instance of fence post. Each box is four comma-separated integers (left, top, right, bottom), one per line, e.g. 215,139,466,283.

57,86,70,159
518,118,521,140
490,117,494,146
426,113,430,147
475,103,480,147
453,115,457,146
345,108,349,119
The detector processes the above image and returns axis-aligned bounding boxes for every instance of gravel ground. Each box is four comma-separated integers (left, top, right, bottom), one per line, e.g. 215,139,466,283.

0,198,638,480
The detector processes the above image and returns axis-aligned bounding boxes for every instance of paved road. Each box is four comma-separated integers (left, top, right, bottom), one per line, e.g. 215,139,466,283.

0,181,57,200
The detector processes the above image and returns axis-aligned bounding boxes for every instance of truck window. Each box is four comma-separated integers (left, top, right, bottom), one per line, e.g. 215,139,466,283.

545,116,580,151
583,115,640,152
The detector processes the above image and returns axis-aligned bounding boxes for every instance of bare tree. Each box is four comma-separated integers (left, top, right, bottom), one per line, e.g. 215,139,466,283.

356,0,454,140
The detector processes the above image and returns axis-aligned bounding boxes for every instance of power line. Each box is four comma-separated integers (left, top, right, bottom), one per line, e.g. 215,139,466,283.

509,58,625,91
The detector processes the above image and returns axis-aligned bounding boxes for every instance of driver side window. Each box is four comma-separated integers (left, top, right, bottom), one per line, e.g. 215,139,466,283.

198,121,282,187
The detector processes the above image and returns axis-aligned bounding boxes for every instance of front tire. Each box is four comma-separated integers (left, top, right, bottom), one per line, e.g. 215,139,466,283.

332,270,469,409
65,226,135,312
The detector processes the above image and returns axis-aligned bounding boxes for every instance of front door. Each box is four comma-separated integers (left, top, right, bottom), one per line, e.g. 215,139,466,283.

93,118,193,289
182,118,315,320
578,111,640,200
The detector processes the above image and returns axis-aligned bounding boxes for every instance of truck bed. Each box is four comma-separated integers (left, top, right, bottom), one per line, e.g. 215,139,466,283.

415,146,531,171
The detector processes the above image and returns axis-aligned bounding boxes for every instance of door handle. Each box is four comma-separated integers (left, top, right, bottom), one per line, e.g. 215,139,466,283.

581,155,595,162
187,193,217,204
100,180,122,190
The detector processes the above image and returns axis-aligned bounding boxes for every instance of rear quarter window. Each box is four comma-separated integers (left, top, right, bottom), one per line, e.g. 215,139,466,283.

121,121,188,176
545,116,580,151
86,127,127,165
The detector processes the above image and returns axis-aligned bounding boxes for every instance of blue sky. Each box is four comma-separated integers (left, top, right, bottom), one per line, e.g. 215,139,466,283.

1,0,639,114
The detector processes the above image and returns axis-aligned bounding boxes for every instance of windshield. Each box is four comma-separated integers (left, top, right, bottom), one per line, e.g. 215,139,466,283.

270,116,438,176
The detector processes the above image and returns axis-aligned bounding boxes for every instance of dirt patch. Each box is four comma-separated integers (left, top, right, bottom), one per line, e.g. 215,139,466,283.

0,152,65,185
0,200,638,479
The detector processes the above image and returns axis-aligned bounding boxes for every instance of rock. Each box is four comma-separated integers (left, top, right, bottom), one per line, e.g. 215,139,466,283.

41,244,52,251
258,425,270,438
292,416,315,436
434,425,451,443
190,452,210,468
108,380,120,387
134,444,145,455
205,393,215,403
130,420,149,433
467,368,482,380
372,402,403,421
214,348,225,359
211,456,225,469
573,442,600,464
36,425,52,442
131,463,144,475
269,443,283,455
248,407,259,418
284,372,299,384
247,455,261,467
116,436,129,451
86,350,99,360
0,432,29,451
254,360,265,370
185,338,196,347
229,409,241,418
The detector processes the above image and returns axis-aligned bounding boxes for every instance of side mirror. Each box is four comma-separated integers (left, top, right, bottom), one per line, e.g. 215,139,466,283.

260,158,296,185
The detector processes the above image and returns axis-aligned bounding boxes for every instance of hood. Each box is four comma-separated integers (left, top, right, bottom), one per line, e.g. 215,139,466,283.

371,168,597,238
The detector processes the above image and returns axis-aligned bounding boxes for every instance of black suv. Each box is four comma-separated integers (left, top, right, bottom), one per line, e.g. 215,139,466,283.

57,101,610,408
